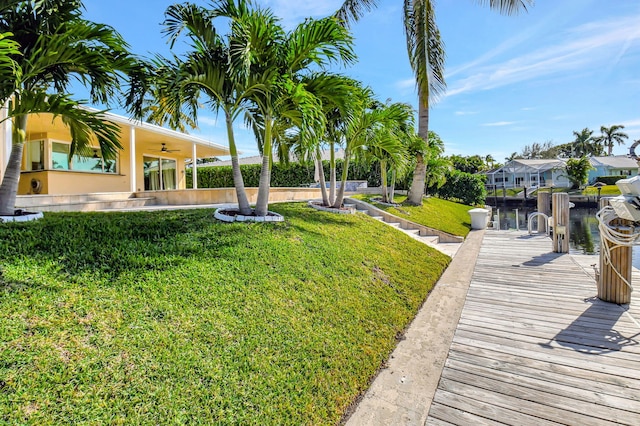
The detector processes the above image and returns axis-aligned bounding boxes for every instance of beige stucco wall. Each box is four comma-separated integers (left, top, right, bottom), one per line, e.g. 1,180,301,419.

140,188,324,206
18,170,129,195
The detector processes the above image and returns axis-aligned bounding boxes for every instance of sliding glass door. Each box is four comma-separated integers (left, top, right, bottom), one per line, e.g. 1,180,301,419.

143,156,177,191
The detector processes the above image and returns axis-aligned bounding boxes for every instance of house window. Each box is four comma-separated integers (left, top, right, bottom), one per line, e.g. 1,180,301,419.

72,148,117,174
515,177,524,186
143,156,177,190
52,142,70,170
25,140,44,171
51,141,117,173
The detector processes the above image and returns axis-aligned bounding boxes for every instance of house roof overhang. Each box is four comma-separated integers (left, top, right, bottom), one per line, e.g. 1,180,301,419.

25,110,230,159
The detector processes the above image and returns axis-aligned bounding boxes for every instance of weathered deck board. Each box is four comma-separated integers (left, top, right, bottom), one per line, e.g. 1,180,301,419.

427,231,640,425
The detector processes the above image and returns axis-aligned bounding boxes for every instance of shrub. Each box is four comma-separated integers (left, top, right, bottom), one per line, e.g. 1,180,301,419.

433,170,487,206
187,160,381,188
592,175,627,185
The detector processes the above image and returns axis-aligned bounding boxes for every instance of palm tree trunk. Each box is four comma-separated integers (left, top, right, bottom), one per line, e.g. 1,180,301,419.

226,111,252,215
406,100,429,205
255,116,273,217
0,114,27,216
389,170,396,204
380,159,389,203
316,146,329,206
329,141,336,205
332,151,350,209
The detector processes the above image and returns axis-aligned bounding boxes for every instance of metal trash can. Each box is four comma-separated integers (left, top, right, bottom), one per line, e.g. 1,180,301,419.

469,208,489,230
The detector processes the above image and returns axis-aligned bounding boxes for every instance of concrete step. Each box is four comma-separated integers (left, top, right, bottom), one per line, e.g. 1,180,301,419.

405,229,421,236
17,197,156,212
387,222,401,228
419,235,440,245
16,192,137,207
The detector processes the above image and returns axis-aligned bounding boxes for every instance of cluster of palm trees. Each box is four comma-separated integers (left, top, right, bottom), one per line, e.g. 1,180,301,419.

0,0,531,217
507,125,634,161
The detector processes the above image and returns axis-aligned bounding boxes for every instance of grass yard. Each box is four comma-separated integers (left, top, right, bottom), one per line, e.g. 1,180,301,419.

351,195,473,237
581,185,621,196
0,203,450,425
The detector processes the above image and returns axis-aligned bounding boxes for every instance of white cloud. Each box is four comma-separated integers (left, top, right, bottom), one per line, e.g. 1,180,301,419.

455,110,478,116
483,121,515,127
445,14,640,97
198,116,219,127
259,0,343,28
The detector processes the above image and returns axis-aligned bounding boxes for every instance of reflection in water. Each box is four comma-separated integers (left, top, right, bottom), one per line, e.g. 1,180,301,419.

493,205,640,269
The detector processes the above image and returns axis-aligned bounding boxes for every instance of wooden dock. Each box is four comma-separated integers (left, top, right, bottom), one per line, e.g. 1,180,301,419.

427,231,640,425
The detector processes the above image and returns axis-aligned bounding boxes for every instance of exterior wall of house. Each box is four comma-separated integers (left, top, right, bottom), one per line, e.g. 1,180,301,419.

587,166,638,183
18,170,129,195
140,187,323,205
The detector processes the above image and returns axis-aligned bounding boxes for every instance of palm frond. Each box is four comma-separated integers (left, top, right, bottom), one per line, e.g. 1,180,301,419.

334,0,378,27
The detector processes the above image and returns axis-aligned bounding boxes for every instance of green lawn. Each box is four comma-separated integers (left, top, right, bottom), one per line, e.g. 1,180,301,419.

351,195,473,237
582,185,621,196
0,203,450,425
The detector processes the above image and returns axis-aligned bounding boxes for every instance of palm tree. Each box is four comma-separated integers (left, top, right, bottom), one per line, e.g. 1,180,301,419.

358,102,413,204
336,0,532,205
485,154,495,169
286,73,360,207
244,13,355,216
0,0,141,216
333,89,410,208
594,124,628,156
146,1,268,216
571,128,596,157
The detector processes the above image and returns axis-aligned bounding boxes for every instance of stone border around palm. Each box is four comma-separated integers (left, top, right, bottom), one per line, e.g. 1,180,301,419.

307,200,356,214
214,208,284,223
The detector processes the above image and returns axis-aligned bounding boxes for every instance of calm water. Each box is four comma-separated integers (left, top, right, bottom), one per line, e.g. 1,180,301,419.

491,205,640,269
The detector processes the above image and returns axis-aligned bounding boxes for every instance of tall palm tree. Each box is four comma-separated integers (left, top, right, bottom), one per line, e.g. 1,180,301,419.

594,124,628,156
336,0,532,205
0,0,141,216
571,127,596,157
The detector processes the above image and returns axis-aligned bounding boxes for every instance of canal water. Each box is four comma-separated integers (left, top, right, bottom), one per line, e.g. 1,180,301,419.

491,205,640,269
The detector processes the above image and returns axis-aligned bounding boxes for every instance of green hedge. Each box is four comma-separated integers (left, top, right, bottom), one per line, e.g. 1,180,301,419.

432,170,487,206
187,160,381,188
592,175,627,185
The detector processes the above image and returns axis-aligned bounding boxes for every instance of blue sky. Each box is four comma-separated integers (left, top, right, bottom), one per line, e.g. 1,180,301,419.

81,0,640,161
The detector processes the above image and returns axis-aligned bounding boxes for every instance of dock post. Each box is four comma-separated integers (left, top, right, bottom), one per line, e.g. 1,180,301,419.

597,198,632,304
537,191,551,233
552,193,569,253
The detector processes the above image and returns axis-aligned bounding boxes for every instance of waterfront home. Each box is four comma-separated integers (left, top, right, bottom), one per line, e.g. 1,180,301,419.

484,158,571,189
588,156,639,183
0,109,229,196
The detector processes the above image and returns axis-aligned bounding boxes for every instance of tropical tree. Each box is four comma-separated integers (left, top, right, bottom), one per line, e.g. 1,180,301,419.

565,156,593,189
145,1,268,216
336,0,532,205
422,131,450,195
333,89,410,208
485,154,495,169
357,101,414,204
244,13,355,216
570,127,602,157
594,124,628,156
0,0,142,216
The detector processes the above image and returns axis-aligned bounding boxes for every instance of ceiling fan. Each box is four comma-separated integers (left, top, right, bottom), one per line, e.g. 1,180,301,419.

153,143,180,154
